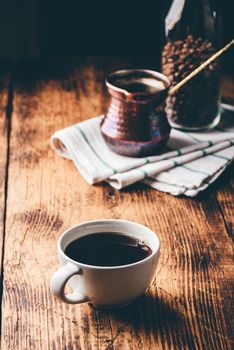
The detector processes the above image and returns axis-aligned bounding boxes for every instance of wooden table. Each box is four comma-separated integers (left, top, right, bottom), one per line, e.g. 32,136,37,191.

0,58,233,350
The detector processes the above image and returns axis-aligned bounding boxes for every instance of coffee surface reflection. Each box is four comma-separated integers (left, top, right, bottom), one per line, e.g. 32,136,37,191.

65,232,152,266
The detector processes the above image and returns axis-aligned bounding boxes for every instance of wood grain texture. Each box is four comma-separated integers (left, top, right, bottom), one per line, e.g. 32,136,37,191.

0,65,11,274
1,59,233,350
215,164,234,345
221,74,234,105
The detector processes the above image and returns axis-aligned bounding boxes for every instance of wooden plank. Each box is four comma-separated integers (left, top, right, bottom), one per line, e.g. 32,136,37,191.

221,74,234,105
215,164,234,345
215,76,234,345
1,59,233,349
0,64,11,276
215,164,234,244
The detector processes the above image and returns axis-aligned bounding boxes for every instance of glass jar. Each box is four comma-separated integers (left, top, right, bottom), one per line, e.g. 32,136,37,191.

162,0,221,130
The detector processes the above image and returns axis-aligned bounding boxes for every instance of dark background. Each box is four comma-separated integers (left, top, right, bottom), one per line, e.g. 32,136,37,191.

0,0,233,71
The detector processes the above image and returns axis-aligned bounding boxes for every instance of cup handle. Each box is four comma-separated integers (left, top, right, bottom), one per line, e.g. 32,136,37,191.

50,262,89,304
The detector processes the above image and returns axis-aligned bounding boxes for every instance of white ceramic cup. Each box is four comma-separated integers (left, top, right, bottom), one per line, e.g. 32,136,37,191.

50,219,160,308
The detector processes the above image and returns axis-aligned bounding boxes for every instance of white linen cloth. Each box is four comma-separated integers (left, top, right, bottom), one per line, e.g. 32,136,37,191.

51,112,234,196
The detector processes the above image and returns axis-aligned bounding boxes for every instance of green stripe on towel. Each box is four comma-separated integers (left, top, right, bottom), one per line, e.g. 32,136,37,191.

211,154,231,161
186,134,213,147
165,146,182,156
201,150,207,156
138,169,148,178
76,125,117,174
181,165,209,176
172,160,179,166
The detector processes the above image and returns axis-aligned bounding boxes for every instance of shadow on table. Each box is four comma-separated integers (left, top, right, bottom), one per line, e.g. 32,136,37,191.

95,292,185,343
194,161,234,201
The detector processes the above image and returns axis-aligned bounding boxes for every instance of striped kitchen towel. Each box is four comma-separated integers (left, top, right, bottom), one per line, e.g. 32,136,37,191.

51,111,234,196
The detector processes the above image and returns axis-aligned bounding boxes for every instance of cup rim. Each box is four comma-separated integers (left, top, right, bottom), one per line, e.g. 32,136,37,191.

58,219,160,270
105,69,171,98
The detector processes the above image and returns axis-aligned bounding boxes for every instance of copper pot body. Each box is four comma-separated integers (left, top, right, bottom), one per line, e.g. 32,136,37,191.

101,69,171,157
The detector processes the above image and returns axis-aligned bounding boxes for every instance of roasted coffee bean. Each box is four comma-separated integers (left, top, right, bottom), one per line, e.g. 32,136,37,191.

162,35,220,129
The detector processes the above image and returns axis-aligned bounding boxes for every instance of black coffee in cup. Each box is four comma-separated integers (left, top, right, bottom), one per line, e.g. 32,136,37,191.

114,76,167,93
65,233,152,267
